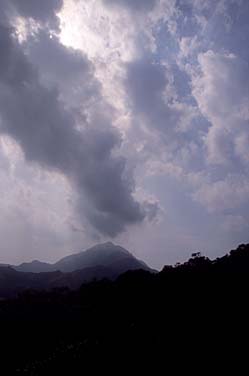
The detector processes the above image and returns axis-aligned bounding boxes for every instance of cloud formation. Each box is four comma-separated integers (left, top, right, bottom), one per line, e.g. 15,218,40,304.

104,0,157,11
0,0,248,267
0,2,148,240
10,0,62,29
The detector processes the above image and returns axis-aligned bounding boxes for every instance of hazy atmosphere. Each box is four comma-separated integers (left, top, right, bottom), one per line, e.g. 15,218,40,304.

0,0,249,269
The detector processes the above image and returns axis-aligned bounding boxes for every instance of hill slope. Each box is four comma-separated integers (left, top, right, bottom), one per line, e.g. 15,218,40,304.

0,243,152,298
15,260,55,273
14,242,150,273
53,242,149,273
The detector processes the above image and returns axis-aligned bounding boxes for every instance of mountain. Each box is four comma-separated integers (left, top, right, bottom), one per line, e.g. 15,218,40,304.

0,266,63,298
0,243,152,298
14,260,55,273
0,265,118,298
14,242,150,274
3,243,249,300
53,242,150,273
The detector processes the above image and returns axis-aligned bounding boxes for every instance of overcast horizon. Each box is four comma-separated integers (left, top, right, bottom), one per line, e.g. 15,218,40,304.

0,0,249,269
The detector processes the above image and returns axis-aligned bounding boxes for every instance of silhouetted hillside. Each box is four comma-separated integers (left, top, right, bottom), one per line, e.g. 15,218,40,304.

0,267,64,298
0,243,248,374
161,243,249,273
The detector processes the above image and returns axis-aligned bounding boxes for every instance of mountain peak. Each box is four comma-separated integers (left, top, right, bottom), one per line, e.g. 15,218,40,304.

13,243,150,274
88,241,122,250
102,241,115,247
15,260,54,273
85,242,130,256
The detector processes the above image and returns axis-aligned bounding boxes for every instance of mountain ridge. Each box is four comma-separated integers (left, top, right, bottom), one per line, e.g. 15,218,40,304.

13,242,150,273
3,243,249,300
0,242,152,298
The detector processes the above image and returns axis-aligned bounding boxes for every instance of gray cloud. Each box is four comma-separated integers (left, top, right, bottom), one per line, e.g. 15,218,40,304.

126,60,167,112
24,30,101,111
125,58,194,150
125,59,175,137
0,10,146,237
25,31,90,84
103,0,157,11
1,0,248,267
12,0,63,29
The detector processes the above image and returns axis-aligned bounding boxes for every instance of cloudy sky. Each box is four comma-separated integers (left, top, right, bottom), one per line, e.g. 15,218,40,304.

0,0,248,268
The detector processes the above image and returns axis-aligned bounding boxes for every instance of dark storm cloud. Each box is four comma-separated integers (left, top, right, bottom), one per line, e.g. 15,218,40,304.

74,122,145,236
0,8,146,236
103,0,157,11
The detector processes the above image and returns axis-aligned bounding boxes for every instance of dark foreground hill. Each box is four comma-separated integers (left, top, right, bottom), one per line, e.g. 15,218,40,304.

0,243,248,374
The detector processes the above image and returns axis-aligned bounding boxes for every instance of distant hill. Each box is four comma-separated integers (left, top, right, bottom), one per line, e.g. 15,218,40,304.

2,243,249,300
14,260,55,273
52,242,150,273
0,266,63,298
0,265,118,298
14,242,150,273
0,242,152,298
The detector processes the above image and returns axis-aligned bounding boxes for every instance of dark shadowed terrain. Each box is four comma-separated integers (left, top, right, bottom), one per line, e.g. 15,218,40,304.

0,243,248,374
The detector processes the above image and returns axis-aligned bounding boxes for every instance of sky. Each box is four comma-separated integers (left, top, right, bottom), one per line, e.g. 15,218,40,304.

0,0,248,269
